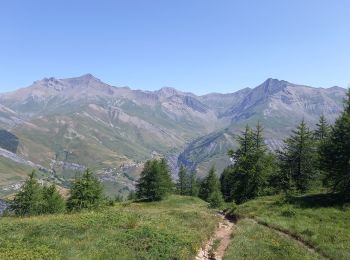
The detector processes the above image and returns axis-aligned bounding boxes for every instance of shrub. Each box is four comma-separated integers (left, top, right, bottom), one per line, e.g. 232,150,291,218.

208,190,224,208
281,207,297,217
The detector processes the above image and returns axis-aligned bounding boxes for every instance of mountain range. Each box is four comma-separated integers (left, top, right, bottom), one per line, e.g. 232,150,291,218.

0,74,346,197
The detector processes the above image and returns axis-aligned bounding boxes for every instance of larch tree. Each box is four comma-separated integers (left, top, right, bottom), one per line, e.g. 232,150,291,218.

176,165,188,195
278,120,317,193
136,159,173,201
10,171,44,216
67,168,104,211
321,89,350,193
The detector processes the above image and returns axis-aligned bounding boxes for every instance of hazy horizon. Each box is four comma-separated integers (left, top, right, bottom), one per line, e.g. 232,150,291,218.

0,73,346,97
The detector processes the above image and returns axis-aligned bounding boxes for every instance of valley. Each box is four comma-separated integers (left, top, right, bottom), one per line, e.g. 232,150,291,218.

0,74,346,197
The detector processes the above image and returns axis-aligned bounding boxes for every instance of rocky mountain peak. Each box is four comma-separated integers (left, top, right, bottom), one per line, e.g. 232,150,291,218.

157,87,181,98
63,73,102,86
259,78,290,94
32,74,102,91
80,73,95,79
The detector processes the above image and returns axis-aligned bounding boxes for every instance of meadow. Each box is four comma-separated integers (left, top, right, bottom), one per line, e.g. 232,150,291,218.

0,195,218,259
225,193,350,259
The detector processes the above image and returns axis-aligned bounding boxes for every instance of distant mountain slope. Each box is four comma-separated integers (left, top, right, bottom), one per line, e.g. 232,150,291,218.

0,75,346,196
0,74,226,196
0,104,24,129
179,79,346,175
0,74,223,161
221,78,344,124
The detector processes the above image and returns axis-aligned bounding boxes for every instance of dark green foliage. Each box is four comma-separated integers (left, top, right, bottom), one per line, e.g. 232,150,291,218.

67,168,104,211
314,115,331,142
189,172,199,197
10,171,66,216
42,184,65,214
176,165,188,195
127,190,137,201
229,125,255,160
199,166,221,201
321,89,350,193
198,167,225,208
176,166,199,196
220,165,234,201
114,194,124,202
208,190,224,208
277,120,317,193
221,123,277,203
313,115,331,182
10,171,44,216
136,159,174,201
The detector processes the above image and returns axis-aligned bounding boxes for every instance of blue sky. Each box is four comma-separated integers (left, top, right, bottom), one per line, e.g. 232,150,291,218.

1,0,349,95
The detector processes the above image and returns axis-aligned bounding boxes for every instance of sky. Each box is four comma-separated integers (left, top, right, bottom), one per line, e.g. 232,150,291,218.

0,0,349,95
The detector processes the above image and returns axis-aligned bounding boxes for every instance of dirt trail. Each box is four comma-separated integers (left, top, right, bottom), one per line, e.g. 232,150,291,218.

195,214,235,260
195,213,329,260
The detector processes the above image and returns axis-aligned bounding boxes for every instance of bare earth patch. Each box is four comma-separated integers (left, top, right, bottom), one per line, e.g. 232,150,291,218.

196,214,235,260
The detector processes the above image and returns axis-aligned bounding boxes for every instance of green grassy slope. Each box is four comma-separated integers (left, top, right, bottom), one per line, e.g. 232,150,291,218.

0,196,219,259
228,194,350,259
224,218,319,260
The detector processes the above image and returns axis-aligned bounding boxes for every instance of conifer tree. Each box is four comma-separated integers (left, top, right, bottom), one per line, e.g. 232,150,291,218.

208,190,224,208
127,190,137,201
314,115,331,142
176,165,188,195
228,125,255,161
67,169,104,211
278,120,317,193
189,171,199,197
159,158,174,195
254,121,265,150
221,123,276,203
321,89,350,193
220,166,234,201
136,159,173,201
312,115,331,183
10,171,44,216
199,166,220,201
42,184,66,214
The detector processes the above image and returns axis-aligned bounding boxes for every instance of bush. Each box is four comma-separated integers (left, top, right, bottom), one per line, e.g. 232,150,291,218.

208,190,224,208
281,207,297,217
229,201,238,213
